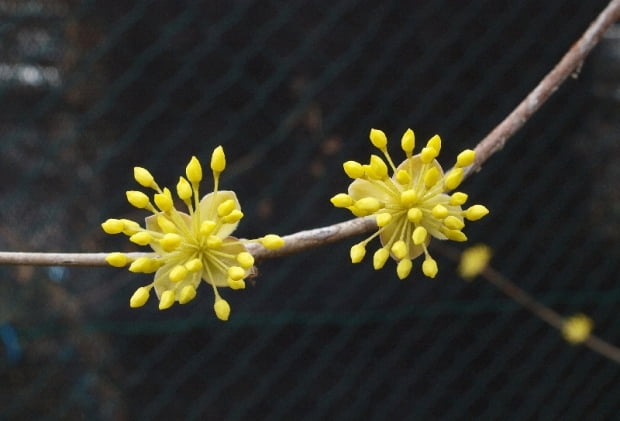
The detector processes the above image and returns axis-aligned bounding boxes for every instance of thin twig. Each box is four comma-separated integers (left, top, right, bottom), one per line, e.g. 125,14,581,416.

481,264,620,364
464,0,620,178
0,1,618,267
436,243,620,364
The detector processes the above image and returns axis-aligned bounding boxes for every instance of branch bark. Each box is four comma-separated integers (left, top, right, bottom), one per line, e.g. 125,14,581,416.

464,0,620,178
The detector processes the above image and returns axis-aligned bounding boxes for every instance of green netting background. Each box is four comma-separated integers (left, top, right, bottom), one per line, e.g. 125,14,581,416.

1,0,619,419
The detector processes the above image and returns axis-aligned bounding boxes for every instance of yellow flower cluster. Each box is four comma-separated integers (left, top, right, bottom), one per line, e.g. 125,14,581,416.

102,147,284,321
331,128,489,279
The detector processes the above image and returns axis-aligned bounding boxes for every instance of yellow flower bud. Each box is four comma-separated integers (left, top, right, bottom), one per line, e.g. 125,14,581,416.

200,220,216,235
130,286,150,308
420,147,438,163
236,252,255,268
427,134,441,154
105,252,130,267
397,258,412,279
444,229,467,242
160,233,182,252
373,248,390,269
330,193,354,208
217,199,236,217
369,128,388,150
376,212,392,227
157,215,177,233
449,192,468,206
129,257,158,273
455,149,475,168
458,244,492,280
391,240,408,260
261,234,284,250
214,298,231,321
227,279,246,290
422,257,438,278
412,226,427,245
211,145,226,173
133,167,154,188
347,205,366,217
170,265,188,282
356,197,382,213
154,188,173,212
562,314,594,344
121,219,141,235
129,231,152,246
185,258,203,272
228,266,246,281
176,176,192,200
431,204,449,219
223,210,243,224
350,243,366,263
401,128,415,156
395,169,410,185
126,190,150,209
343,161,365,179
179,285,197,304
370,155,388,176
444,215,465,230
464,205,489,221
423,167,440,188
366,155,388,179
400,190,417,207
101,218,124,234
159,290,176,310
444,168,464,190
207,235,223,248
407,208,423,223
186,156,202,183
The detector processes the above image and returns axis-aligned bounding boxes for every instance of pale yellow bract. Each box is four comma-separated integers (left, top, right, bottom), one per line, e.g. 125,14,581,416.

101,146,284,321
332,128,489,279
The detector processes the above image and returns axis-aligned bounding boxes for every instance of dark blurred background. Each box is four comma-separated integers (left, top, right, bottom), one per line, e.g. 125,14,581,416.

0,0,619,419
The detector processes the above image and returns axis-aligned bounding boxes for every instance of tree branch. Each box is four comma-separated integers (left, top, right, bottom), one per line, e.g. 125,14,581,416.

0,0,618,267
464,0,620,178
0,217,377,267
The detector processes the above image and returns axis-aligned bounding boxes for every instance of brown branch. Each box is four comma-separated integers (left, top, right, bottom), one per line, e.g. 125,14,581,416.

0,217,377,267
245,216,376,259
464,0,620,178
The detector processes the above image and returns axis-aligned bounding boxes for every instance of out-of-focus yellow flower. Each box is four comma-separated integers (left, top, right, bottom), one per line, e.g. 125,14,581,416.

331,128,488,279
562,313,593,344
458,244,492,281
102,147,284,321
